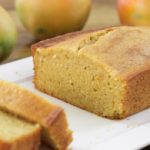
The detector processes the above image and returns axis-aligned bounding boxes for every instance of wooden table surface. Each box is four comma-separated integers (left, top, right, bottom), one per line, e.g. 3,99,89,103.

1,0,120,64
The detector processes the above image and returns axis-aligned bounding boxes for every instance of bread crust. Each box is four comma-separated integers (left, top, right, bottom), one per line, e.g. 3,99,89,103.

31,29,95,54
32,26,150,81
122,69,150,118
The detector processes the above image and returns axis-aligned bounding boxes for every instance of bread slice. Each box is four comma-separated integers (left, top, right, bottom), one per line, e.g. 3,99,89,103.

0,80,72,150
32,26,150,119
0,110,41,150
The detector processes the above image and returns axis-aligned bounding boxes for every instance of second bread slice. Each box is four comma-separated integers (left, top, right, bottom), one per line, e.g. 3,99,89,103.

0,110,41,150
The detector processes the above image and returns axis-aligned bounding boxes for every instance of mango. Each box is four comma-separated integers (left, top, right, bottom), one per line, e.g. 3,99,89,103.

15,0,91,40
0,6,17,62
118,0,150,26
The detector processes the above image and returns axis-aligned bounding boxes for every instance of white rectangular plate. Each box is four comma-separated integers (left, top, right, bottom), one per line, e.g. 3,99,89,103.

0,57,150,150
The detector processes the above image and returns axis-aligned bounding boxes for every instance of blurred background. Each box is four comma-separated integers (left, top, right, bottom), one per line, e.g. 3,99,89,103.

0,0,119,63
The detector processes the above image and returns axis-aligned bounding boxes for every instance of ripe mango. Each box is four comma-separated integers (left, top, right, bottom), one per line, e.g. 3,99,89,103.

0,6,17,62
15,0,91,39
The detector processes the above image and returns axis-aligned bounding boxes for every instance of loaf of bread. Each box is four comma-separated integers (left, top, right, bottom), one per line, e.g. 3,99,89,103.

0,80,72,150
32,26,150,119
0,110,41,150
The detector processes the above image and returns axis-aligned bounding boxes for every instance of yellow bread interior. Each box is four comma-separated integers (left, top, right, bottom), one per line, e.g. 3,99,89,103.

0,110,41,150
32,26,150,119
34,48,125,118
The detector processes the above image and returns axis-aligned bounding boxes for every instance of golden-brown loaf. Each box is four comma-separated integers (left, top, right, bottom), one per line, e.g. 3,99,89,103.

0,110,41,150
32,26,150,119
0,80,72,150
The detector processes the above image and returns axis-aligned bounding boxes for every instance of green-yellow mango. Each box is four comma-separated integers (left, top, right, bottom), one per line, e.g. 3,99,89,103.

15,0,91,40
0,6,17,62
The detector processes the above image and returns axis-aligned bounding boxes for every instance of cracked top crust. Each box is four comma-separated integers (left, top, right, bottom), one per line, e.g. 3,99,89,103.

32,26,150,80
